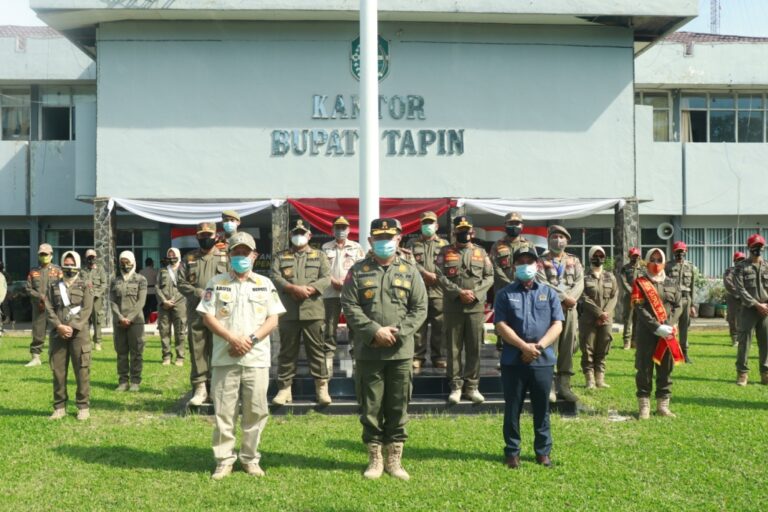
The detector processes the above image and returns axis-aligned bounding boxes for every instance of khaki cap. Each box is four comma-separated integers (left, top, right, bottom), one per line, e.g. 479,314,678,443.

420,211,438,222
548,225,571,241
38,243,53,254
221,210,241,221
505,212,523,223
228,231,256,251
197,222,217,234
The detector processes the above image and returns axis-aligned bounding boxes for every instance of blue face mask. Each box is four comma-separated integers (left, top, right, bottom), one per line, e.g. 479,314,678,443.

230,255,253,274
372,239,397,259
515,263,538,282
223,221,237,234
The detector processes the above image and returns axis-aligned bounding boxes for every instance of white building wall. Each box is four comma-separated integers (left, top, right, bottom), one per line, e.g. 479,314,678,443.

96,21,636,200
0,142,28,214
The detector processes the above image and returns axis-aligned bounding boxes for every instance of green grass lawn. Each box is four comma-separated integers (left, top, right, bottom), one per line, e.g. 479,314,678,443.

0,331,765,511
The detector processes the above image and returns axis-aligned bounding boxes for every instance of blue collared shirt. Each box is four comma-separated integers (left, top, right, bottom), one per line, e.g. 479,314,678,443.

494,280,564,366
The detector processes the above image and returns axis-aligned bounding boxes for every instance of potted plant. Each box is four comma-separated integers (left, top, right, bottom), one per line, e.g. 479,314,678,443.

708,283,728,318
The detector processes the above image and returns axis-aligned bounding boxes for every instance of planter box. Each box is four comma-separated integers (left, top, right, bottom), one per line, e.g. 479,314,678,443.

698,303,715,318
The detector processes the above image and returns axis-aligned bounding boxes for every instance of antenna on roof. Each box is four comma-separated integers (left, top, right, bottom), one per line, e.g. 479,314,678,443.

710,0,721,34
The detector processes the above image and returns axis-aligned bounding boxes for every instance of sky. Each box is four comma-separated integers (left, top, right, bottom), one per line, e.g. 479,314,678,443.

2,0,768,37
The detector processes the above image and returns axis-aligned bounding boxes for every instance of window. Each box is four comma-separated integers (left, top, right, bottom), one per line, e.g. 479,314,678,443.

682,92,768,143
116,229,160,271
640,228,666,259
40,86,76,141
44,229,95,264
1,89,31,141
564,228,614,263
1,229,31,282
675,227,768,278
635,91,672,141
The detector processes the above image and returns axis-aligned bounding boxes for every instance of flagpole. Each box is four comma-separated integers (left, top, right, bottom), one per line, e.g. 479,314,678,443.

359,0,379,251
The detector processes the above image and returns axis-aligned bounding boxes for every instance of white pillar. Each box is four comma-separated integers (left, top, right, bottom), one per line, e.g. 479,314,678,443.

358,0,379,251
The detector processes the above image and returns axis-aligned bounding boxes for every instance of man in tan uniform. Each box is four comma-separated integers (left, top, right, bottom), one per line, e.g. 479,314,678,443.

81,249,108,352
724,251,746,347
733,234,768,386
25,243,62,367
321,216,365,375
666,241,697,363
178,222,229,405
405,211,449,372
437,216,494,405
537,225,584,402
271,220,332,406
578,246,618,389
618,247,642,350
157,247,187,366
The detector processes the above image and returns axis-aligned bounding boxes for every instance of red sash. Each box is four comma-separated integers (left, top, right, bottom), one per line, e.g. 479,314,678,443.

632,277,685,366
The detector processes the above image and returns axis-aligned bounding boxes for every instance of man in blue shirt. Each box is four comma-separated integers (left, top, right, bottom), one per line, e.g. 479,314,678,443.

494,247,564,468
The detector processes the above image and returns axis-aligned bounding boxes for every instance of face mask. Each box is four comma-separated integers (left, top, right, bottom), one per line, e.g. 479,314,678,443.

647,262,663,275
86,256,96,265
549,238,567,254
230,255,253,274
515,263,537,282
372,239,397,259
63,267,79,278
39,254,52,265
121,264,134,273
167,257,178,265
505,226,522,238
630,256,639,264
675,252,685,261
198,237,216,250
590,257,605,267
222,221,237,234
750,246,763,257
291,234,309,247
421,224,437,237
455,231,472,244
334,228,349,240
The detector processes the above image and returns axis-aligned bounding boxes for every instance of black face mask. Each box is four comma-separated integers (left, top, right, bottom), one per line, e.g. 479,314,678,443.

456,231,472,244
86,256,96,265
63,268,79,278
675,252,685,261
505,226,522,238
590,258,605,267
198,237,216,250
120,264,134,273
168,258,178,265
750,246,763,257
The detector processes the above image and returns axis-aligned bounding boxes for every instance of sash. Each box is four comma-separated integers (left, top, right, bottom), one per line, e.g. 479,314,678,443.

633,277,685,365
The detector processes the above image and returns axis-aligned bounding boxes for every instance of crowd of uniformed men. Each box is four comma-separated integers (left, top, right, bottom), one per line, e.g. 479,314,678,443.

17,208,768,477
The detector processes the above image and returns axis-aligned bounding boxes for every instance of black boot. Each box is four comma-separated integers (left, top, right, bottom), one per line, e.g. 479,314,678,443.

683,347,692,364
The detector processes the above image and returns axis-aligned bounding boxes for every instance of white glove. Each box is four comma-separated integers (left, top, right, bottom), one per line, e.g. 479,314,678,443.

654,325,674,338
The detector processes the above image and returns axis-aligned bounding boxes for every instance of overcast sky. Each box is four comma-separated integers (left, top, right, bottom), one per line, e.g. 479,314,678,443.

2,0,768,37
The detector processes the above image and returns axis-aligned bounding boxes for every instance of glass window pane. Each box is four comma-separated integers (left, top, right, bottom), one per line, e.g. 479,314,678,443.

707,246,731,278
3,247,30,282
653,111,670,141
45,230,73,247
74,229,94,247
634,92,642,105
687,247,704,276
134,230,143,246
710,111,736,142
641,228,665,246
686,111,708,142
738,111,764,142
681,95,706,109
710,93,735,109
142,230,159,247
1,106,31,140
681,228,705,246
41,107,71,141
565,228,583,245
706,228,733,245
643,93,669,108
584,228,611,246
41,86,71,106
116,230,133,246
737,94,763,110
4,229,30,246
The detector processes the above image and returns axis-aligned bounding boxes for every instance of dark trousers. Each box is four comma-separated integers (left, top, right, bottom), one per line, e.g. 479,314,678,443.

635,333,673,398
30,304,48,355
414,296,445,364
114,322,145,384
188,309,213,387
355,358,412,445
49,332,91,410
501,364,553,457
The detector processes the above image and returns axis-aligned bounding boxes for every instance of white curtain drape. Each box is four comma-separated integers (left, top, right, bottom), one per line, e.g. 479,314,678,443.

456,198,626,220
108,198,284,225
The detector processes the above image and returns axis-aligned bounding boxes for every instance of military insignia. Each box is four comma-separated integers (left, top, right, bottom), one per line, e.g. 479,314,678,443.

447,267,458,277
363,265,370,272
364,289,375,299
394,278,402,286
538,294,548,301
404,281,411,288
203,289,213,302
219,291,232,303
398,290,406,297
444,252,460,262
399,264,407,272
283,268,293,277
219,306,230,317
363,279,374,287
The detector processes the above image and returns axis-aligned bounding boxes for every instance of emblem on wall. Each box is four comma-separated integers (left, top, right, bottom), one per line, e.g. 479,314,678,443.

350,36,390,81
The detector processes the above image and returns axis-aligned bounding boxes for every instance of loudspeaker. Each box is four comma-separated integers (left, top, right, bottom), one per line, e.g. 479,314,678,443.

657,222,674,240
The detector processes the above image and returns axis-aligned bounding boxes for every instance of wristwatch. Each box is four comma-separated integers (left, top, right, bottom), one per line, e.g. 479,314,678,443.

249,334,260,344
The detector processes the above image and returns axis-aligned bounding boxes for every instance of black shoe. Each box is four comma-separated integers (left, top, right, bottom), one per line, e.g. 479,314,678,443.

535,455,552,467
684,355,692,364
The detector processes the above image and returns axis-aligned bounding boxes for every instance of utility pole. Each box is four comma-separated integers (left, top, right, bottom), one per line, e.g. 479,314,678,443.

710,0,721,34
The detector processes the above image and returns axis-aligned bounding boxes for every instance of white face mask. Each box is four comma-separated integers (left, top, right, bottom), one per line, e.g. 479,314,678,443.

334,228,349,240
291,234,309,247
